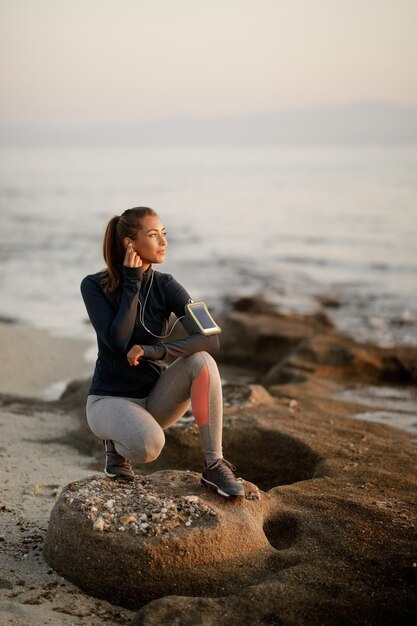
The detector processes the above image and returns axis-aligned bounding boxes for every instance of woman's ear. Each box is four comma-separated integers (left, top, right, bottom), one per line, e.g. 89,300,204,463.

123,236,132,250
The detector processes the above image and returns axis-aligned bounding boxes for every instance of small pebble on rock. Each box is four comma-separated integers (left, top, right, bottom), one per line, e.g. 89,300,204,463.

184,495,199,503
119,515,137,526
93,517,105,532
62,475,217,538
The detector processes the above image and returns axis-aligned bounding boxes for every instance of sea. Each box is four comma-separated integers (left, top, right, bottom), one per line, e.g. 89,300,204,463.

1,142,416,345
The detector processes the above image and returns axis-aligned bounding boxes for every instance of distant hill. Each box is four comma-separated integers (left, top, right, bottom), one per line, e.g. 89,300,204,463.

1,103,417,146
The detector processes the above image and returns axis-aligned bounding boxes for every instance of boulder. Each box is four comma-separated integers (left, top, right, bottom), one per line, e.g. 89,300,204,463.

216,307,417,387
43,471,267,609
217,311,311,368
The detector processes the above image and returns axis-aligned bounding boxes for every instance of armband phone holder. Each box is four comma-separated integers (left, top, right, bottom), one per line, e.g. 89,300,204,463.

185,301,221,336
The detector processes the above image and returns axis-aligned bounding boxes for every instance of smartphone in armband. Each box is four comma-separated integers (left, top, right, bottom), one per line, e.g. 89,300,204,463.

185,301,221,336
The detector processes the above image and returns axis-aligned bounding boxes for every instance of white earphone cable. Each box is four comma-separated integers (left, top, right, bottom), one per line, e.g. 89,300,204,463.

138,270,184,339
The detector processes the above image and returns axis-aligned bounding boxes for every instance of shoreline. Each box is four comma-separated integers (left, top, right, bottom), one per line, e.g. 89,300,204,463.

0,313,416,435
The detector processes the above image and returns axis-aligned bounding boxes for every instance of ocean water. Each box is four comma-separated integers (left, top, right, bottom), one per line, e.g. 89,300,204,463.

1,142,416,349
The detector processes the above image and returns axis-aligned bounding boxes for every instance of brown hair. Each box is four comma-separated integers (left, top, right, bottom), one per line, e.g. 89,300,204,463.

101,206,157,292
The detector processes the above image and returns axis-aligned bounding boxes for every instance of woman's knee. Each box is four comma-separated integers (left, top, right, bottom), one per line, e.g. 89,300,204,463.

144,427,166,462
125,428,166,464
185,351,218,373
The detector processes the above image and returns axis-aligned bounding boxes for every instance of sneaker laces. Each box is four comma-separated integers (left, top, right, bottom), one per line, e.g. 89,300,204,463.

114,457,132,470
207,458,237,475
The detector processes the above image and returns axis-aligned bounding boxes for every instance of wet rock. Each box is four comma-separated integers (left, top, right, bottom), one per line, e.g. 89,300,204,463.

230,295,279,315
222,383,274,409
262,363,307,387
380,353,416,384
311,310,334,328
216,306,417,387
217,311,311,368
315,292,343,308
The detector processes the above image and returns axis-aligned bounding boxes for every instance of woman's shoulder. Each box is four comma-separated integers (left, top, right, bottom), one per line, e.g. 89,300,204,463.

153,269,175,282
153,270,183,290
80,270,106,293
153,270,191,303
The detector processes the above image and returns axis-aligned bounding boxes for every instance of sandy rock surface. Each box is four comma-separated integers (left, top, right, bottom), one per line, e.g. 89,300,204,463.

44,471,264,607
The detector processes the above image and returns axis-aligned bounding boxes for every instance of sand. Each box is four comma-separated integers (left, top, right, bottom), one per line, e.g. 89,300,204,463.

0,321,93,399
0,322,135,624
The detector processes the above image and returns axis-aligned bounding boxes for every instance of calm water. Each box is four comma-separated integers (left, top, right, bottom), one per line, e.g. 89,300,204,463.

1,143,416,348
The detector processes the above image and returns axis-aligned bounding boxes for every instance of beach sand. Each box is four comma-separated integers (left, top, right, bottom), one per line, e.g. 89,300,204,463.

0,321,93,399
0,322,135,624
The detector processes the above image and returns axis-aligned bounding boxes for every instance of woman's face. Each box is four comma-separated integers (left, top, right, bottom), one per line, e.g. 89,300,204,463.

130,214,167,266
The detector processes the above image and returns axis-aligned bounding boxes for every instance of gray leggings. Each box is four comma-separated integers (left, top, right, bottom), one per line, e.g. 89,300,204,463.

86,352,223,464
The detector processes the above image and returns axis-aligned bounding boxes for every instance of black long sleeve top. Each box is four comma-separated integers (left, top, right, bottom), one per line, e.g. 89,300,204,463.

80,266,220,398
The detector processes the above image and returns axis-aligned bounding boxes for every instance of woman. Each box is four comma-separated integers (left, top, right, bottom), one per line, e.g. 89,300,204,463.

81,206,244,498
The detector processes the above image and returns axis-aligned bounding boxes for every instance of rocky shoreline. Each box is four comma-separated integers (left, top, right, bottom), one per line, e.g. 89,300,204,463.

1,297,416,625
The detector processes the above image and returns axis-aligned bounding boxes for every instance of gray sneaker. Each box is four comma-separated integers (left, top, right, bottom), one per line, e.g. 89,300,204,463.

103,440,135,482
201,459,245,498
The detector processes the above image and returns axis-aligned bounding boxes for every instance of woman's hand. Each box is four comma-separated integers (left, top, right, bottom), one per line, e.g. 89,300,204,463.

123,243,142,268
127,344,144,366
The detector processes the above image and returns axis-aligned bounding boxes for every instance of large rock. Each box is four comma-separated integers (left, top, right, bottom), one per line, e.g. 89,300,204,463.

217,310,312,368
43,471,268,608
216,301,417,386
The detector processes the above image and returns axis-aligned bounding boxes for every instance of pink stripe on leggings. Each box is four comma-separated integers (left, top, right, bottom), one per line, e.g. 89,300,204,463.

191,364,209,427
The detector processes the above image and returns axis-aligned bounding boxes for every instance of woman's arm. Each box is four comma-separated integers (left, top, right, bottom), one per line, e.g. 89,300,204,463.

128,274,220,364
139,331,220,361
81,266,142,352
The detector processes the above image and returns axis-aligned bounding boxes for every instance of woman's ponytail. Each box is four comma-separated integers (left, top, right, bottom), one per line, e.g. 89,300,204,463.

102,215,123,293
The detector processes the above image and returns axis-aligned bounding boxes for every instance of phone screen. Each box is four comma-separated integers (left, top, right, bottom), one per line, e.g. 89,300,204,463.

190,303,217,330
186,302,221,334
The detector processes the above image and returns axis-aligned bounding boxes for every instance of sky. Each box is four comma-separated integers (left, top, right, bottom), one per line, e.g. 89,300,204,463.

0,0,416,125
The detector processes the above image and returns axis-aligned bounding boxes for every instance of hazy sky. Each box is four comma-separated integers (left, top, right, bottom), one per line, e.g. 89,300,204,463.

1,0,416,124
